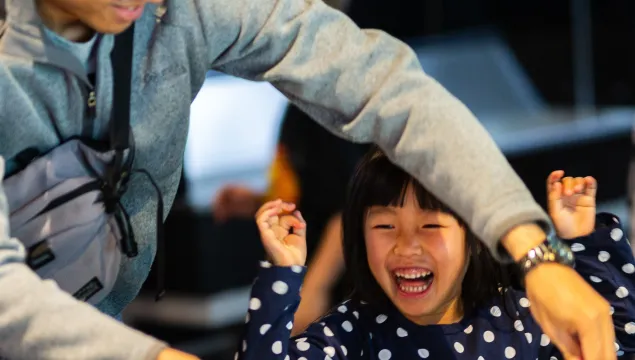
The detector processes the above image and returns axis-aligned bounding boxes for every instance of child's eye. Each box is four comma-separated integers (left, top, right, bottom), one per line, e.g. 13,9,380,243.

422,224,442,229
373,224,395,229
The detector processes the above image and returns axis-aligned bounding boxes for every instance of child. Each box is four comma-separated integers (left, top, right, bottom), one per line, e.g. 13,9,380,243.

237,148,635,359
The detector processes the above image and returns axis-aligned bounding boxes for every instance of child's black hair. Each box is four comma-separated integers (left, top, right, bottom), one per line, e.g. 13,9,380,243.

341,146,524,319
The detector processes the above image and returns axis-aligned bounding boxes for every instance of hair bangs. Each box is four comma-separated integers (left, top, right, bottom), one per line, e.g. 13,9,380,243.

353,151,455,216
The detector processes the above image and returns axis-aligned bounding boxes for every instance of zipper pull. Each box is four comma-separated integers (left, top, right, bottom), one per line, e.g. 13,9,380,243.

87,91,97,108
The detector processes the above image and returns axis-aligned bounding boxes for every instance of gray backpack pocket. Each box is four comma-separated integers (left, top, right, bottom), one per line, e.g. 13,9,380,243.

4,140,127,305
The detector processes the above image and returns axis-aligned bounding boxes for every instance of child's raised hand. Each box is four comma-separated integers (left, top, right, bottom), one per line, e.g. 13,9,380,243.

255,199,307,267
547,170,597,239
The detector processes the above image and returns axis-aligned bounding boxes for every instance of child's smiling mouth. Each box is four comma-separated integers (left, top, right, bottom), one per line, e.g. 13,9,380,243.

392,267,434,297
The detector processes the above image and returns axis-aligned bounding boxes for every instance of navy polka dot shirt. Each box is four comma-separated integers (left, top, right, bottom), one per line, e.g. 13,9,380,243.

237,213,635,359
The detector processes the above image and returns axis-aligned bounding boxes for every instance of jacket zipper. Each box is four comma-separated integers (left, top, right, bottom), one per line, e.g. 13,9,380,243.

87,88,97,121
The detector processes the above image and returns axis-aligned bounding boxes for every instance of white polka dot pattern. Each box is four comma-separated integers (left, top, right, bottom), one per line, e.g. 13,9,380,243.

541,334,550,346
453,342,464,353
418,349,430,358
483,331,495,343
525,333,532,343
571,243,585,252
297,341,310,352
324,346,335,357
249,298,261,311
342,321,353,332
590,275,602,283
519,297,530,308
378,349,392,360
599,251,611,262
323,326,334,337
490,306,501,317
260,324,271,335
611,228,624,241
617,287,629,299
271,341,282,354
397,327,408,337
272,281,289,295
376,314,388,324
504,346,516,358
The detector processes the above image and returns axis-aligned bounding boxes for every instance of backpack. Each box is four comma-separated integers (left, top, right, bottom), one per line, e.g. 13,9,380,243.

3,24,165,305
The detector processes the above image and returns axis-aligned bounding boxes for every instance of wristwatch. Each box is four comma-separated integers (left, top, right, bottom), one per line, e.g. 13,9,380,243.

518,234,575,274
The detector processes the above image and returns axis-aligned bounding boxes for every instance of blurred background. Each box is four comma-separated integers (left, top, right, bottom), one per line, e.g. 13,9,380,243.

123,0,635,358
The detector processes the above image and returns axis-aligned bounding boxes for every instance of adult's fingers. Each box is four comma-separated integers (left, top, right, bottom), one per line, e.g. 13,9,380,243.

578,305,616,360
543,324,582,360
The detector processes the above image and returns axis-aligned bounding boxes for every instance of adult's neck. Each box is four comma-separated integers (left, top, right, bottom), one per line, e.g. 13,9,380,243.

36,0,95,42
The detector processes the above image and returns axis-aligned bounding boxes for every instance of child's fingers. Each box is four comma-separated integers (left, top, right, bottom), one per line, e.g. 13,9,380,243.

293,211,307,237
279,214,306,232
573,177,585,193
255,199,283,219
584,176,598,197
256,206,282,229
548,181,563,202
547,170,565,193
562,176,574,196
295,210,306,224
281,202,296,212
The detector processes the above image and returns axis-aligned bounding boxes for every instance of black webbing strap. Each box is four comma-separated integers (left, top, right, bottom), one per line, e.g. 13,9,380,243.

109,24,166,301
110,24,134,153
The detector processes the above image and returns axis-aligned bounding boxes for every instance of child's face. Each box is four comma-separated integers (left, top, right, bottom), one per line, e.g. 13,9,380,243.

364,186,468,324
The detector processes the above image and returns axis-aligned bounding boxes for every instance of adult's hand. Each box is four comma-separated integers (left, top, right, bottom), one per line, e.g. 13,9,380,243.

502,224,616,360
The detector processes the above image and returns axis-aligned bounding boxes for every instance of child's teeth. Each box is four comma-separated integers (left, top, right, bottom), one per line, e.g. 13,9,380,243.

398,283,430,293
395,270,432,279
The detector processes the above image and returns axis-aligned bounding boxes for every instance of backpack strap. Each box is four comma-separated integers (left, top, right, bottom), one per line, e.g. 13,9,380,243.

110,23,134,154
107,24,137,259
109,24,166,301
